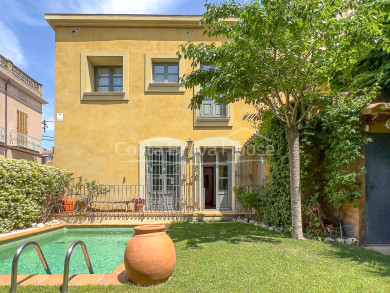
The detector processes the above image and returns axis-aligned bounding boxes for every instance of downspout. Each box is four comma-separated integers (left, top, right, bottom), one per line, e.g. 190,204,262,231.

4,77,10,158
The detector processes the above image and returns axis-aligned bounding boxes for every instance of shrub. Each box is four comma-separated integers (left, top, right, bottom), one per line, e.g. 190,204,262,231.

237,94,372,235
0,157,72,233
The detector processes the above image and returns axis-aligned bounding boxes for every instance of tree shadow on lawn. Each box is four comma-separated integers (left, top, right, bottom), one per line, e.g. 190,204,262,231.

322,243,390,278
167,222,283,249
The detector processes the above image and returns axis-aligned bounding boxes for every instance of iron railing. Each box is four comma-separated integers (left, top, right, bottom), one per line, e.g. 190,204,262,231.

54,184,196,215
10,132,40,152
0,53,42,93
52,184,257,215
0,127,5,144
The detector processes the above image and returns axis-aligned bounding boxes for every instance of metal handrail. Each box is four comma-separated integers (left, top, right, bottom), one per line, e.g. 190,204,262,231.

11,241,52,293
61,241,94,293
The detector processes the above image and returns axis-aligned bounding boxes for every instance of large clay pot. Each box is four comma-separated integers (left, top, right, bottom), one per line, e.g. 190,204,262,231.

124,225,176,286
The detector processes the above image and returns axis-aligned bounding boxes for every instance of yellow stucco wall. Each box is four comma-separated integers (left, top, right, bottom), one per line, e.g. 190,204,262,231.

50,17,256,186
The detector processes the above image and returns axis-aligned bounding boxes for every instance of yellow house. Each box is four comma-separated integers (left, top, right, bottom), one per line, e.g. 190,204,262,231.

45,14,264,214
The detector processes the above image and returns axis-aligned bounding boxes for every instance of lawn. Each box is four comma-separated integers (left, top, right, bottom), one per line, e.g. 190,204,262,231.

1,222,390,292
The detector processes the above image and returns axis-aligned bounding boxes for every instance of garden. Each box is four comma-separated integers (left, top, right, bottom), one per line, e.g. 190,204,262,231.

1,222,390,292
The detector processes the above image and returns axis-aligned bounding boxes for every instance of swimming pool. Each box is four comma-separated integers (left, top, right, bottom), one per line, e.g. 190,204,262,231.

0,226,134,275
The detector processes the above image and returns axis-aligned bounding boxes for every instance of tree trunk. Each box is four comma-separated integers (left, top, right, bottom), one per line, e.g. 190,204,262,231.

287,125,306,240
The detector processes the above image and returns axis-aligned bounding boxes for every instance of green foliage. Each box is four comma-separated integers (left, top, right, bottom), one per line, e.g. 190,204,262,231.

0,157,72,233
332,4,390,96
301,94,374,209
179,0,386,237
233,186,259,209
236,113,292,228
179,0,386,124
237,94,373,234
73,177,110,212
332,49,390,96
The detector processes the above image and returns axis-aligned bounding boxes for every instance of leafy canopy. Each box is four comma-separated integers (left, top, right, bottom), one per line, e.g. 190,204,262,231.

180,0,387,126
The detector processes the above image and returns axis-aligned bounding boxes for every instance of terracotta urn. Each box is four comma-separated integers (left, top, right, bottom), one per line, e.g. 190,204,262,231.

124,225,176,286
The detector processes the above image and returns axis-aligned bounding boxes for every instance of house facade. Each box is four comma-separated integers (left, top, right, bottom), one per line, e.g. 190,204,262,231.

0,54,47,161
46,14,264,214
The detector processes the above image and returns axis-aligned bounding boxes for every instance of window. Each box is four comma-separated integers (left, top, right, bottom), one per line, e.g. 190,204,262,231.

94,67,123,92
144,52,185,93
80,51,129,101
17,110,28,134
152,63,179,83
199,63,228,119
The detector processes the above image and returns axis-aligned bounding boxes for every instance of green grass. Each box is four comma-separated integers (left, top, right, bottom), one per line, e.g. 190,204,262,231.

2,222,390,292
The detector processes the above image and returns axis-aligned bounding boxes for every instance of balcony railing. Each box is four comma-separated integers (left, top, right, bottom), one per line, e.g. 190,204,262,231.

10,132,40,153
0,127,5,144
0,54,42,94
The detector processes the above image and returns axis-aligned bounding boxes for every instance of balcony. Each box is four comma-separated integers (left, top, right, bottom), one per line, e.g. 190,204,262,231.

0,127,5,144
10,132,40,153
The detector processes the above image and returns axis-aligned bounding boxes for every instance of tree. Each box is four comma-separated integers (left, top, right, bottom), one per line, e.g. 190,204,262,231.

179,0,387,239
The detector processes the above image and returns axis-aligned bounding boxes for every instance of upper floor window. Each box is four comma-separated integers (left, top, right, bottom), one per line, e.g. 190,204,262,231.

199,63,228,119
17,110,28,135
94,67,123,92
152,63,179,83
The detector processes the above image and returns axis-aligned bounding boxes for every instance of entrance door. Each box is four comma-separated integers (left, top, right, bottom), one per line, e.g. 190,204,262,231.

216,149,232,210
366,133,390,244
204,167,215,209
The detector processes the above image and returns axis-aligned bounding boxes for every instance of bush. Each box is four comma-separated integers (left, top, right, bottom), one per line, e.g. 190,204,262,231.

237,94,372,235
0,157,72,233
236,112,292,229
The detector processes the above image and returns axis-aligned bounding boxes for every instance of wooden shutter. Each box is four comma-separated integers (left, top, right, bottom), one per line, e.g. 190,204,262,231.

17,110,28,135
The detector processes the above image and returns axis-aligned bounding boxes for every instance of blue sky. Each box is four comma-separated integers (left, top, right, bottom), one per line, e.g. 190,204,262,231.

0,0,244,150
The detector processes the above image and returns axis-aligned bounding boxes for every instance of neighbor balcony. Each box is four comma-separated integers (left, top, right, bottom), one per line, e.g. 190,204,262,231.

0,127,5,144
10,132,40,153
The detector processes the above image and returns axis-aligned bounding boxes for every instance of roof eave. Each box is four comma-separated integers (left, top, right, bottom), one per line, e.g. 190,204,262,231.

44,14,207,30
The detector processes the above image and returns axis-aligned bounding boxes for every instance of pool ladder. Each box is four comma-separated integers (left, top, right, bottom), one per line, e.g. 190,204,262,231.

10,241,94,293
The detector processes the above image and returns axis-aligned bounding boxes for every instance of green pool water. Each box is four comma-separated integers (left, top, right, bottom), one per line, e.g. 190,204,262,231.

0,226,134,275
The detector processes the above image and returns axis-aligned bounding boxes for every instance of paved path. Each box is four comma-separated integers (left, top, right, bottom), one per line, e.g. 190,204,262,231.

366,246,390,255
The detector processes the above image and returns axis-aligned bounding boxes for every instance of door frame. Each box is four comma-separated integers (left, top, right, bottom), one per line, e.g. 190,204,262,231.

200,147,233,211
203,166,215,209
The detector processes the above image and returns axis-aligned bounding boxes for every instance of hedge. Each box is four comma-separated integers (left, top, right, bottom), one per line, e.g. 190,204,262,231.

0,157,72,233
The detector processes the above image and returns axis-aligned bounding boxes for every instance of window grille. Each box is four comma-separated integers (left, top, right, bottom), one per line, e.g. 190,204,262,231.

146,148,181,211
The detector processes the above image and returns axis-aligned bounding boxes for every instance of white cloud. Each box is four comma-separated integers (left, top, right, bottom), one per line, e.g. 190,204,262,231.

0,21,27,69
46,0,180,14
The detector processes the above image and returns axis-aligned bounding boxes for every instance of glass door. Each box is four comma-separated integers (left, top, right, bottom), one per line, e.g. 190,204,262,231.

216,149,232,210
146,148,180,211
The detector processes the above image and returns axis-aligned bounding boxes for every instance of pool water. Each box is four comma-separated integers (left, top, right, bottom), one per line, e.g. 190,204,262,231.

0,227,134,275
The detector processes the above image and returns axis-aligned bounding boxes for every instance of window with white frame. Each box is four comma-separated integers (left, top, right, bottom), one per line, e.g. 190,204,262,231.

146,148,181,211
94,67,123,92
152,63,179,83
199,63,228,119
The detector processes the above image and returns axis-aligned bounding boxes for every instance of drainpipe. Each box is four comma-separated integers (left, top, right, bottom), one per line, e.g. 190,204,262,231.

4,77,10,158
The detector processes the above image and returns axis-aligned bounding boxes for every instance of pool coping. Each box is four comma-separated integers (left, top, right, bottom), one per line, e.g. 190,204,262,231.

0,224,137,243
0,224,168,287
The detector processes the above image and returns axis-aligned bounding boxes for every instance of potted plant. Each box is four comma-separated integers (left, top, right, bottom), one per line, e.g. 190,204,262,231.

131,198,145,212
